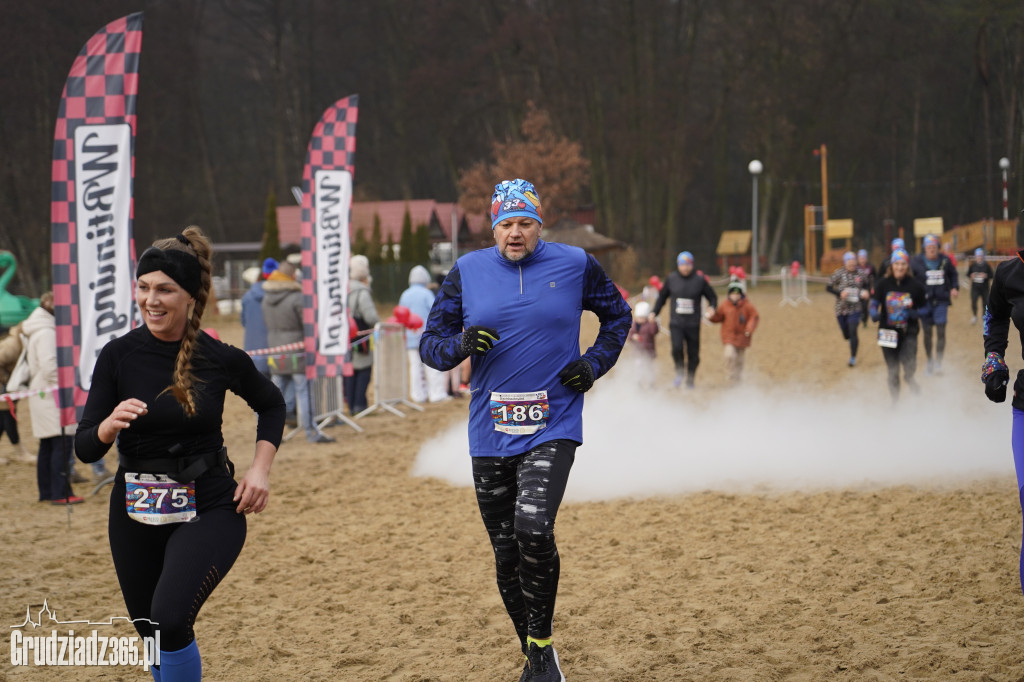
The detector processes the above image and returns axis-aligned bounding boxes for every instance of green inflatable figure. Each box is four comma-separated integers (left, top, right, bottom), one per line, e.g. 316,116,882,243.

0,251,39,330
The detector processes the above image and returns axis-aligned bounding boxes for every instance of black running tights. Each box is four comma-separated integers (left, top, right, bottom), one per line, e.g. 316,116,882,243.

472,440,576,648
107,478,246,651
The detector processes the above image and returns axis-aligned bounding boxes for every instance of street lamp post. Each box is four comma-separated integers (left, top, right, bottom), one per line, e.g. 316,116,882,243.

748,159,763,286
1000,157,1010,221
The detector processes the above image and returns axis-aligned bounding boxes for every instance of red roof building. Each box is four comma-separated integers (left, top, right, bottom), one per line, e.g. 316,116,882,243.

275,201,488,249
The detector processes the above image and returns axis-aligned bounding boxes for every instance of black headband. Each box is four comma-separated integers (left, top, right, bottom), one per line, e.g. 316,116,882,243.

136,246,202,298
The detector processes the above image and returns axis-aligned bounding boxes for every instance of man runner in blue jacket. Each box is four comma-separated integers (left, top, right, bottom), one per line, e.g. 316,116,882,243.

420,178,631,681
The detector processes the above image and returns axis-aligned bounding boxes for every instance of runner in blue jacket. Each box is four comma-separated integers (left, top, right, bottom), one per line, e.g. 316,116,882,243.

420,178,631,682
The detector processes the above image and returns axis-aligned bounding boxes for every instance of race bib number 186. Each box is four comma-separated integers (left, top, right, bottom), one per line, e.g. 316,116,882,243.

125,473,196,525
490,390,550,435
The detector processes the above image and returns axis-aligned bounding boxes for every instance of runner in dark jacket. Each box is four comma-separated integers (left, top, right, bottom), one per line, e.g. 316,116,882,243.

910,234,959,374
871,248,927,401
650,251,717,388
968,247,994,325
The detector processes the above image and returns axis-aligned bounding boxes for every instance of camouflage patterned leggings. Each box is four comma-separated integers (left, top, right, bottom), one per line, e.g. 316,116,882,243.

472,440,576,647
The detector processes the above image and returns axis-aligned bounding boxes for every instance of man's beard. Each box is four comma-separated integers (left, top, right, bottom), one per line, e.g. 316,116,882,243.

501,244,534,262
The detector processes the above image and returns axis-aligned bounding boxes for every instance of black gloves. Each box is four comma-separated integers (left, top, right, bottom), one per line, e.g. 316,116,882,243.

459,326,500,356
559,358,595,393
982,352,1009,403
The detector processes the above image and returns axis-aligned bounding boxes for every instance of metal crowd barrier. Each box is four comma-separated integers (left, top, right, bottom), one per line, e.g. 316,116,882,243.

355,322,423,419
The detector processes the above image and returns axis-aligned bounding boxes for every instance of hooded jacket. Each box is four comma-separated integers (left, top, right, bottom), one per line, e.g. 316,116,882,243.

399,266,435,351
708,295,759,348
240,280,270,374
260,272,303,348
22,306,72,438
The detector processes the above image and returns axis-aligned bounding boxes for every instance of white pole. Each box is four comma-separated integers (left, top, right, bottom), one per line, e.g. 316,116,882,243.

748,160,763,286
1000,157,1010,221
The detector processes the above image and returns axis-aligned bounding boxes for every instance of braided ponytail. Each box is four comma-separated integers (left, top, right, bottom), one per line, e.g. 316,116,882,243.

152,225,213,417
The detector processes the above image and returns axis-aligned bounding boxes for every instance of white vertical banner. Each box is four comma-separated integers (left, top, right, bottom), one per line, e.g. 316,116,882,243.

73,124,135,389
313,169,352,356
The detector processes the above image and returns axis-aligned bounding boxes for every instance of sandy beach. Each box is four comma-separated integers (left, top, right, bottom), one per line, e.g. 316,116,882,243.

3,283,1024,681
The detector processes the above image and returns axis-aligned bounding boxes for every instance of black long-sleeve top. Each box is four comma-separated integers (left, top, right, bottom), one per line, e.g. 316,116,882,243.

651,270,718,328
871,274,926,336
968,261,994,290
76,326,285,468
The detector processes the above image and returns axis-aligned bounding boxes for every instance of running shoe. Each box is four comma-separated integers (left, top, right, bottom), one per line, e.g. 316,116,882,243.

848,357,856,367
309,433,336,444
971,316,978,325
925,360,934,375
51,496,85,505
672,375,683,388
526,643,565,682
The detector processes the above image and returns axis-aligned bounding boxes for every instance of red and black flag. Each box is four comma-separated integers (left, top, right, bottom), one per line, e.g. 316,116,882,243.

299,95,359,379
51,13,143,426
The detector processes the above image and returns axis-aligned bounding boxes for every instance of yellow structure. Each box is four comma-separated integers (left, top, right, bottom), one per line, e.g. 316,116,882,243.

913,217,943,239
715,230,751,255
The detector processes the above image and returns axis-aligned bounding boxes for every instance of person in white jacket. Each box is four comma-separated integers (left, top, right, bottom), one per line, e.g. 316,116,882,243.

22,293,82,504
399,265,448,403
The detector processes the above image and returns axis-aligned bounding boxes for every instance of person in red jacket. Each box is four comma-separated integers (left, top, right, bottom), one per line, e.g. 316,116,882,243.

708,280,759,384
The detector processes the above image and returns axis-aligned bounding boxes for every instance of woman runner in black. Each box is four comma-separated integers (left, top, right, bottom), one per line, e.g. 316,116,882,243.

76,226,285,682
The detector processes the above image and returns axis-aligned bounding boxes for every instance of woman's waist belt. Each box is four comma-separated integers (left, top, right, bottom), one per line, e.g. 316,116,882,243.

119,446,230,483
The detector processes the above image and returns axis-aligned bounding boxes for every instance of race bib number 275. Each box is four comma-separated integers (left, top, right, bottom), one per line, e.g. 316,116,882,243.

125,473,196,525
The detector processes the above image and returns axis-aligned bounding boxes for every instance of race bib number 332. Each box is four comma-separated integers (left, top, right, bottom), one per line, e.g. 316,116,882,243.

125,473,196,525
490,390,549,435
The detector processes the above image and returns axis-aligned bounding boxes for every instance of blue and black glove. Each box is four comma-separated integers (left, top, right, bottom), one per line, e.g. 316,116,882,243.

459,326,500,357
868,299,880,322
558,358,595,393
982,352,1009,403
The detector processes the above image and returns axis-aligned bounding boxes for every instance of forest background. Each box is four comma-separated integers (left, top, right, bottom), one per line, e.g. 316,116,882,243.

1,0,1022,293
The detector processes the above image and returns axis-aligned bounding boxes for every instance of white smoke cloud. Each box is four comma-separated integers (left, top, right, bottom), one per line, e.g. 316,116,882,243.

411,360,1015,501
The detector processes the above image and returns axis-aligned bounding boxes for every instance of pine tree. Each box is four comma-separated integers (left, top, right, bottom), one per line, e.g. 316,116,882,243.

385,235,397,263
369,214,383,264
259,188,284,263
414,224,431,263
352,226,369,259
398,207,414,263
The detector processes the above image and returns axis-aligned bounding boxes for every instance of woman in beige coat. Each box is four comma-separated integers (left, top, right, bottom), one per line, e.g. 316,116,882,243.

22,293,82,504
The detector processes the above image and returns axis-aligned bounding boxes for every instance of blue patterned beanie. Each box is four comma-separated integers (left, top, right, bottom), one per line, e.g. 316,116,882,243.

490,179,543,229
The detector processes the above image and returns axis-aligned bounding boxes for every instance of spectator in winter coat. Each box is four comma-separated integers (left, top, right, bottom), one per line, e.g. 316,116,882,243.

23,293,83,503
708,280,759,384
240,266,271,378
401,265,448,403
345,255,380,415
261,262,334,443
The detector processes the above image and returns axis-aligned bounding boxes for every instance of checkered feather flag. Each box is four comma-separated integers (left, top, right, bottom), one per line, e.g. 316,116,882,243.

300,95,359,379
51,13,143,426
